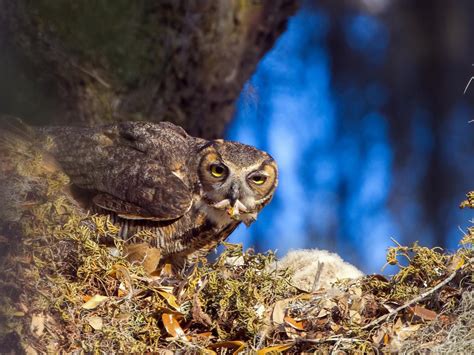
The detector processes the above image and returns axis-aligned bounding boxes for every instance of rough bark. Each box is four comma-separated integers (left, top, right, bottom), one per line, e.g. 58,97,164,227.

0,0,297,138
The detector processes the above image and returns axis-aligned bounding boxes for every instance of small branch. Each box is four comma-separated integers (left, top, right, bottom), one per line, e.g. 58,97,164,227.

297,335,368,345
311,261,324,292
361,260,471,330
70,61,112,89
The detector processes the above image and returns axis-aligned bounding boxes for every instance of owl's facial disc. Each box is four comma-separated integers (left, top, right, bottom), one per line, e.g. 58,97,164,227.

198,143,278,226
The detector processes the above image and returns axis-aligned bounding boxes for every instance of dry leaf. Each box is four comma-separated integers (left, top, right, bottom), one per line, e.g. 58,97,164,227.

447,254,465,272
372,328,385,345
109,264,133,297
159,263,174,277
157,290,181,311
30,313,45,337
295,292,313,301
88,316,103,330
349,309,362,324
208,341,245,354
118,282,128,297
256,343,294,354
410,305,437,321
162,313,187,340
438,314,453,325
395,324,421,341
272,299,289,324
82,295,108,310
394,317,403,330
316,309,329,318
125,243,161,274
82,295,92,303
284,315,305,330
192,295,213,326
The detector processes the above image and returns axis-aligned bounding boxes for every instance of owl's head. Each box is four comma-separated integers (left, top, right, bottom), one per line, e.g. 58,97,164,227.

197,140,278,226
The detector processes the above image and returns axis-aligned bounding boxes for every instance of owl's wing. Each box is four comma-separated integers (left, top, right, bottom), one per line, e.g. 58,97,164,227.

104,161,194,221
93,193,175,221
114,121,189,158
43,123,194,221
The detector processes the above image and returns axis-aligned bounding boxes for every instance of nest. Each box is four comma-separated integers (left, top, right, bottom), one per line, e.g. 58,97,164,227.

0,135,473,354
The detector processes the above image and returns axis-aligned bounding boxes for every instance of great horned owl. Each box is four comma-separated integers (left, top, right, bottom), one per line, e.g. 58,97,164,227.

42,121,278,263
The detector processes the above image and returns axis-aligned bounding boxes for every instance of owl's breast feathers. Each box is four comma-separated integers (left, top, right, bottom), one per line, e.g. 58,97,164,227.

107,200,240,260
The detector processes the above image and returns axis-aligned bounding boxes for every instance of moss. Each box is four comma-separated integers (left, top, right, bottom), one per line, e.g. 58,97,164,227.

187,243,297,340
0,137,297,352
0,135,472,353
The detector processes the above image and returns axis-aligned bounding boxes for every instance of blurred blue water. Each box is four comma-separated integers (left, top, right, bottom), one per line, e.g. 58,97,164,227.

225,7,473,273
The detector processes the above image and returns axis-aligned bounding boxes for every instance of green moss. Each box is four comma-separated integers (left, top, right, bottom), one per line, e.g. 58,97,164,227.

188,243,297,340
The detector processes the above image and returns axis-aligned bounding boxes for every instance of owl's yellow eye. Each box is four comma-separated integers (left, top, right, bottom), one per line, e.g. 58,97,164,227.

250,174,266,185
210,164,226,178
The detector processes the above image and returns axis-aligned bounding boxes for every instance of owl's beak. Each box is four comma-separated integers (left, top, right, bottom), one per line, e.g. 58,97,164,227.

227,200,248,218
212,198,250,220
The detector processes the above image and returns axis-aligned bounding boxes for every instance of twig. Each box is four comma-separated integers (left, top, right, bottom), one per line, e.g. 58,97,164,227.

70,61,112,89
311,261,324,292
298,335,367,345
361,260,470,330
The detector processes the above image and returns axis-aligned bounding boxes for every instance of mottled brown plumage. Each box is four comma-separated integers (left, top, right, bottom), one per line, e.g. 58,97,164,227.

41,121,278,264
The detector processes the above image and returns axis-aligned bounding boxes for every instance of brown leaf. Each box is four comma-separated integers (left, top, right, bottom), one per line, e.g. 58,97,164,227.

125,243,161,274
372,328,385,345
361,294,379,319
349,310,362,324
88,316,103,330
394,324,421,341
272,299,290,325
157,290,181,312
284,315,305,330
410,305,437,321
162,313,187,340
192,294,213,326
256,343,294,354
447,254,464,272
158,263,174,277
30,313,45,337
82,295,108,310
208,341,245,354
109,264,133,297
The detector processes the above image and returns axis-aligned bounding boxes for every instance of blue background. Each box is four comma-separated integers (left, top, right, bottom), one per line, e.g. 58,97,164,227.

225,2,474,274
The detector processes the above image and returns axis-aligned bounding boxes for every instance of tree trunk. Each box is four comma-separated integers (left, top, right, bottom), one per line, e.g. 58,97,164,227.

0,0,296,138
